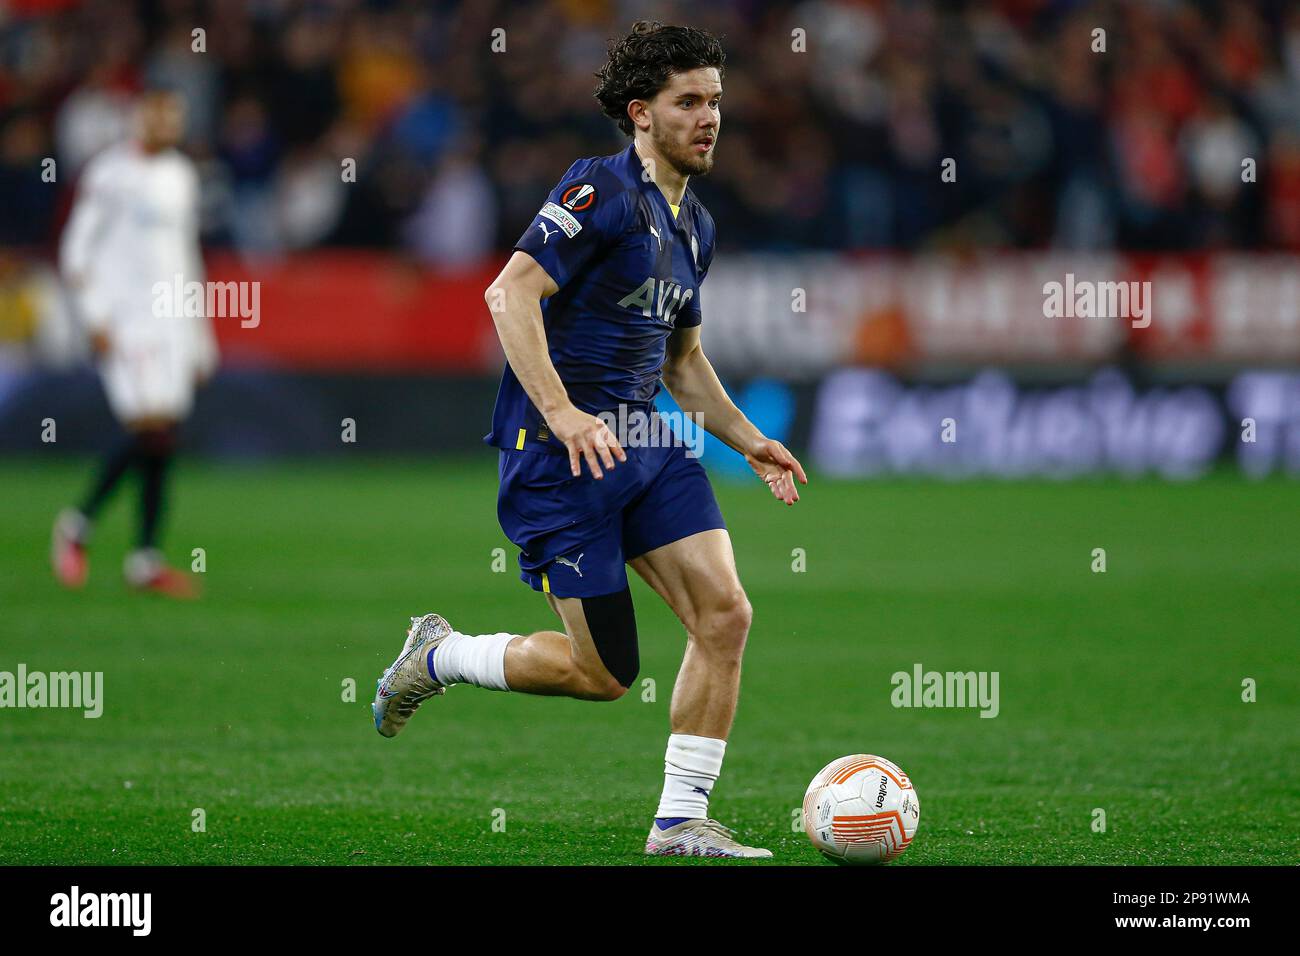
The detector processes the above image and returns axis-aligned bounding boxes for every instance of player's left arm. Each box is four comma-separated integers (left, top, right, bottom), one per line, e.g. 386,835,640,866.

183,163,219,385
661,325,807,505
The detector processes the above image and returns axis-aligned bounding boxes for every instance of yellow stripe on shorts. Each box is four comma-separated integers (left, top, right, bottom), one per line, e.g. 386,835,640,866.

541,572,550,594
515,427,526,450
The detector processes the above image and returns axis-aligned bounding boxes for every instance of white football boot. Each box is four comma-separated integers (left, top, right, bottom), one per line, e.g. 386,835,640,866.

644,818,773,859
372,613,452,738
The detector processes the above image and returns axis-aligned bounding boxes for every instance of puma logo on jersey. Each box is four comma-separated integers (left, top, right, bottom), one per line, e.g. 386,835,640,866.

649,224,662,251
617,277,693,328
536,221,558,244
555,553,584,577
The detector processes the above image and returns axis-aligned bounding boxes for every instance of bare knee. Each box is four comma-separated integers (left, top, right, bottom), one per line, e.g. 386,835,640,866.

691,589,752,660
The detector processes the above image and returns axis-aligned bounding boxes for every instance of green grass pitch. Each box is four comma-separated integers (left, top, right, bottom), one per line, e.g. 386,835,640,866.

0,457,1296,865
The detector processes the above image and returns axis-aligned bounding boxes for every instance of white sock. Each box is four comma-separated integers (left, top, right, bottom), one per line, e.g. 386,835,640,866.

429,631,515,691
655,733,726,821
59,508,91,543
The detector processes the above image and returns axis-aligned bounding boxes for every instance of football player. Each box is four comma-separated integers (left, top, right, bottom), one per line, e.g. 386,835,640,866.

374,22,805,858
51,89,215,598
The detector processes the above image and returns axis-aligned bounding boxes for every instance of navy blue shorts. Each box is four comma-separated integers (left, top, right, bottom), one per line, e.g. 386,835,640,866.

497,442,726,598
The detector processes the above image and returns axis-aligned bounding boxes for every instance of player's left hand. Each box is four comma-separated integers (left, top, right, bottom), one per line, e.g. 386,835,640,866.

744,438,807,506
88,329,111,357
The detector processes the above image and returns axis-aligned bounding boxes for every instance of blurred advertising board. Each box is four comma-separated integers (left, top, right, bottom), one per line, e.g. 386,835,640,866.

699,253,1300,375
194,251,1300,376
807,368,1300,480
2,250,1296,474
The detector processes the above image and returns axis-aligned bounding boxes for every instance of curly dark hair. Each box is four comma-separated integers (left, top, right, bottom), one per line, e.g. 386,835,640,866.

594,20,726,137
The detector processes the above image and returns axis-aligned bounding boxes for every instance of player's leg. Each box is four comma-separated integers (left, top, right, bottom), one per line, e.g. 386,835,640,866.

53,331,145,586
115,330,201,597
630,529,768,857
59,417,175,541
52,429,137,587
52,339,156,588
619,441,768,857
503,590,634,699
373,512,641,738
121,414,199,598
373,446,638,735
79,433,137,518
134,416,176,551
371,592,632,737
495,469,642,699
630,528,750,741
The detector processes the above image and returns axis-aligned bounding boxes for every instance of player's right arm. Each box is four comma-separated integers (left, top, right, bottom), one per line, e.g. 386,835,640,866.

59,153,114,354
484,251,625,479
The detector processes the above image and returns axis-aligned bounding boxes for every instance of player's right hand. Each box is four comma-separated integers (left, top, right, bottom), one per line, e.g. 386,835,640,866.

548,404,626,479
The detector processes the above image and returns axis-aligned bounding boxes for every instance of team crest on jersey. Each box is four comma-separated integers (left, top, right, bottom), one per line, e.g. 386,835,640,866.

561,183,597,211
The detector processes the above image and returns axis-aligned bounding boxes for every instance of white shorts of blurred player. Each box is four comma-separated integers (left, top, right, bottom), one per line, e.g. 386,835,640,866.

100,319,197,424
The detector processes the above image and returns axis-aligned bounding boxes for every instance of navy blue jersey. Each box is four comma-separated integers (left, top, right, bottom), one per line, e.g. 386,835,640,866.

485,143,716,455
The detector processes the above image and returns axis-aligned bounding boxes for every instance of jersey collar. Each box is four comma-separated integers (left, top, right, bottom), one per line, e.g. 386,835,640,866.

629,143,693,238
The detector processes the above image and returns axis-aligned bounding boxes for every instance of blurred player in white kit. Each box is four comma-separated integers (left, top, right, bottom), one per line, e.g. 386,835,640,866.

51,89,216,598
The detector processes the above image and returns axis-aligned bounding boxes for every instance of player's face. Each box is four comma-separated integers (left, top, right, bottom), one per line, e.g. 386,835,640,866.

137,94,185,151
647,67,721,177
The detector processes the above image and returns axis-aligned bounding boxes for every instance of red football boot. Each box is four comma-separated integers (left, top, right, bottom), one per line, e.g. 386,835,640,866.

51,510,90,589
124,549,201,600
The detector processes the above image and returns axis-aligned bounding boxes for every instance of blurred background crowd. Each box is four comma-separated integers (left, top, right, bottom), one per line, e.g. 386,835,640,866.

3,0,1300,264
